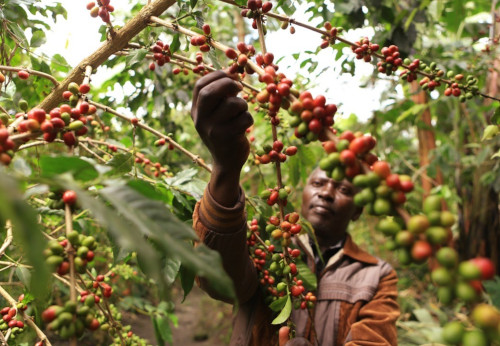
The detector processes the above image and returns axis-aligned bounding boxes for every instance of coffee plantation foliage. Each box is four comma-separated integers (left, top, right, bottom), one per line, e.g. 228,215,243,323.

0,0,499,345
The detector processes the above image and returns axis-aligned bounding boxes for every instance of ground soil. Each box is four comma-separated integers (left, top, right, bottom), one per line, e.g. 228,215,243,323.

123,285,233,346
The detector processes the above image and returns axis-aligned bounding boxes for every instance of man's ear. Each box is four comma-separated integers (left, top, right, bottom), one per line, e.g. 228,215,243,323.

351,206,363,221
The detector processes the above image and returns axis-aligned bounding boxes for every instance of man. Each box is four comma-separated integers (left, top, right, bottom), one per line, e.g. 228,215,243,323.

191,71,400,345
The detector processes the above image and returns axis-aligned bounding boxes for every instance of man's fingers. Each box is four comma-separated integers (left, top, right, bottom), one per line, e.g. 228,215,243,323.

196,77,243,114
212,97,249,123
279,327,290,346
192,70,227,106
209,111,253,139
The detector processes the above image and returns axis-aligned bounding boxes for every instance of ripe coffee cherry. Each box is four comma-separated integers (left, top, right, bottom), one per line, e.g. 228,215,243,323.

62,190,77,205
79,83,90,94
18,70,30,79
225,48,238,60
62,131,77,147
262,1,272,12
202,24,211,35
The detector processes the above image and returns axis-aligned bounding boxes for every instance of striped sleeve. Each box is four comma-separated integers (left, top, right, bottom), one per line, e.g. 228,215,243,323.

193,185,258,304
197,184,247,234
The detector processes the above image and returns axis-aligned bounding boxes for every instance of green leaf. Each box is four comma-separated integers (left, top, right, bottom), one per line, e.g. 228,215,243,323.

106,153,134,175
170,33,181,54
396,104,426,123
179,264,195,302
30,29,46,48
7,23,28,47
271,294,292,324
152,315,172,344
234,0,246,5
163,257,181,285
99,184,234,299
0,172,49,306
126,49,148,66
39,156,99,182
491,106,500,125
15,267,31,288
269,295,288,312
189,0,198,9
481,125,500,141
128,180,168,202
296,261,317,291
483,276,500,309
413,308,435,324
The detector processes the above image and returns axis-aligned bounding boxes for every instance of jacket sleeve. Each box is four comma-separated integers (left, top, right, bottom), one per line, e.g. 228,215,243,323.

344,269,400,346
193,185,258,305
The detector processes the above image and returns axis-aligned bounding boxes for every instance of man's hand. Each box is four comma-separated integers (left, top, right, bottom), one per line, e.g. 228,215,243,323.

191,70,253,173
191,71,253,206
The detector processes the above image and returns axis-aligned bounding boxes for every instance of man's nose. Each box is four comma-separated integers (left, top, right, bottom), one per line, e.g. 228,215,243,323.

318,182,335,201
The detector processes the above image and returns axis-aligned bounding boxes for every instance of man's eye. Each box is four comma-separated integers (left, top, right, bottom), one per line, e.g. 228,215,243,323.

311,181,322,187
339,186,352,194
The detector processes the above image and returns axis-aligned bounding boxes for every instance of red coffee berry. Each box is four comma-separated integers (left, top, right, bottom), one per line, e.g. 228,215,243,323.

263,52,274,65
79,83,90,94
18,70,30,79
62,190,77,205
202,24,211,35
285,146,297,156
225,48,238,60
0,129,9,144
62,131,77,147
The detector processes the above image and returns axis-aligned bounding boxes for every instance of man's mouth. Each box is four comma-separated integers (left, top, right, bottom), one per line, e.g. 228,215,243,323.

310,204,335,215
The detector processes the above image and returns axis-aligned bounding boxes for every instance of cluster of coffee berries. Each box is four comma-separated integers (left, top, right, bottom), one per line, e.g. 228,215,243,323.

320,23,342,46
442,304,500,345
0,296,27,339
148,40,171,71
379,195,454,265
318,131,377,182
432,251,495,305
376,45,402,75
225,42,256,74
189,25,212,53
134,152,172,178
443,73,479,102
259,186,292,207
0,127,15,165
86,0,113,23
289,91,337,143
42,300,100,339
265,212,301,241
43,231,97,275
240,1,273,30
350,37,379,62
399,58,421,82
253,53,297,125
81,275,113,302
254,140,297,164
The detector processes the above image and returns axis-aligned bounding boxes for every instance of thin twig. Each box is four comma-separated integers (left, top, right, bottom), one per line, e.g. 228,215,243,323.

88,100,212,172
0,285,52,345
0,221,13,259
0,65,59,86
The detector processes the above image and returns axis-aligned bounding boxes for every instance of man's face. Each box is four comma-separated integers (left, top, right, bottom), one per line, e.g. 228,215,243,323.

301,168,361,240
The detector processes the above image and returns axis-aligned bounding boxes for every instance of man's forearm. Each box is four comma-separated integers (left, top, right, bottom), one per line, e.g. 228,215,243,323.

209,164,243,207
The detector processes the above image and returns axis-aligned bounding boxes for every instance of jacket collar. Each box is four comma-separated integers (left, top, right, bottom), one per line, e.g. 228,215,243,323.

297,233,379,265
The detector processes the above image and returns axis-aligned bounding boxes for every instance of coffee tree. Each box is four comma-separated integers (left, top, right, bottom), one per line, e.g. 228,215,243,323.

0,0,499,345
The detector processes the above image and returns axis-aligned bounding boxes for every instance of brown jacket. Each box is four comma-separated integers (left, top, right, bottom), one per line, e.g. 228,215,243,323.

194,187,400,345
